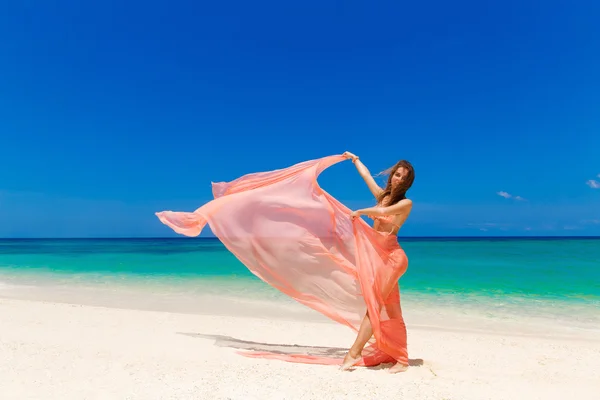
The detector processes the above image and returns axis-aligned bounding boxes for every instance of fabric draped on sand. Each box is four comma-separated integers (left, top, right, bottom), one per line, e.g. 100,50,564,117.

156,155,409,366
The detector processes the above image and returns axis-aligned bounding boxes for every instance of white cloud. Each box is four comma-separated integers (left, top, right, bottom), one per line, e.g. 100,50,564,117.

467,222,512,231
497,191,526,201
402,201,600,235
467,222,499,227
582,219,600,225
586,179,600,189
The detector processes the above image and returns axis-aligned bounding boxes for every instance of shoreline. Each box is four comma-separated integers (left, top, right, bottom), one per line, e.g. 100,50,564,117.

2,278,599,342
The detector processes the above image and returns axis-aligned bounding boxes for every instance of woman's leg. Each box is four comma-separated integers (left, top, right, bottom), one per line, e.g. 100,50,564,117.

340,281,397,370
340,311,373,370
341,282,409,372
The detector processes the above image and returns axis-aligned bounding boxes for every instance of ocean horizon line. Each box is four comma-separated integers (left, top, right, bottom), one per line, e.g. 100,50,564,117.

1,235,599,241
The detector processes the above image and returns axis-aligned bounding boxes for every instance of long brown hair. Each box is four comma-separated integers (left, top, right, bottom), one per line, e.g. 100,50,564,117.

375,160,415,206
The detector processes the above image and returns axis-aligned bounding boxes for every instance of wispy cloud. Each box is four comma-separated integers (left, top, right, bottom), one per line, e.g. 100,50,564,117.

586,178,600,189
581,219,600,225
396,201,600,235
585,173,600,188
467,222,501,227
496,191,526,201
467,222,512,231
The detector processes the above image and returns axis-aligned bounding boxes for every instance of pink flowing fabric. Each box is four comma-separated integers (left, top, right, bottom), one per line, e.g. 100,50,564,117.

156,155,409,366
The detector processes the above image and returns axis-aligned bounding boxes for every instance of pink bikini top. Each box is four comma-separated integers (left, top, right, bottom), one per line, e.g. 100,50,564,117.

369,214,401,229
367,200,402,232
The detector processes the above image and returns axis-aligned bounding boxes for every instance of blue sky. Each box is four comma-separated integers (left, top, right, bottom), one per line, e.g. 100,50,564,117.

0,1,599,237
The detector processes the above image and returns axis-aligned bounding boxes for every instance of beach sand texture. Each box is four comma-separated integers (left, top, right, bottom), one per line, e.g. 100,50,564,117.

1,293,598,400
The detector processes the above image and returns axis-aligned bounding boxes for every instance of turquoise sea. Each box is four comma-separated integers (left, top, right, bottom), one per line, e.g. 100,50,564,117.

1,237,599,331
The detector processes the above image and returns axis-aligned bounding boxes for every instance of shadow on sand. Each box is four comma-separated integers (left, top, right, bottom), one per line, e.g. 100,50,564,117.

177,332,424,368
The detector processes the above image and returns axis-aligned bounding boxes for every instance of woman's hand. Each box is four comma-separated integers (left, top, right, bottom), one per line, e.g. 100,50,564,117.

350,210,361,219
342,151,358,161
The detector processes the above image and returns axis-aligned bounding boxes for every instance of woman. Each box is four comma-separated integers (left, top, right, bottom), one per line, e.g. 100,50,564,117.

340,151,415,373
155,153,415,373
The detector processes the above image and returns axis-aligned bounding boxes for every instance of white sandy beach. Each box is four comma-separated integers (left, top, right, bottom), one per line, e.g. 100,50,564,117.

1,286,599,400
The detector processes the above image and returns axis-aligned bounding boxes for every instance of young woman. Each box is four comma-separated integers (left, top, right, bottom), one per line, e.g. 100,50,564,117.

341,151,415,373
156,153,415,373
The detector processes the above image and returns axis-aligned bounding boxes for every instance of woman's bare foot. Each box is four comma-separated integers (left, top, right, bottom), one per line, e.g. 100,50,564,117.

388,362,408,374
340,350,362,371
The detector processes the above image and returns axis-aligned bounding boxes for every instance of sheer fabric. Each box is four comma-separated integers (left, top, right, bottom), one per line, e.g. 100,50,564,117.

156,155,408,366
